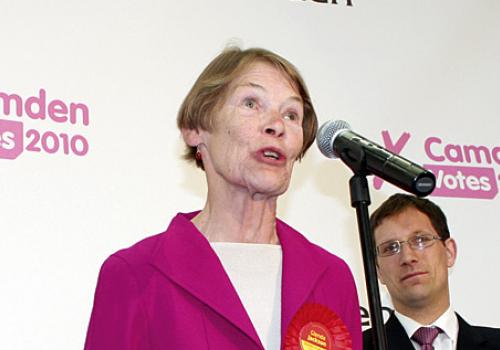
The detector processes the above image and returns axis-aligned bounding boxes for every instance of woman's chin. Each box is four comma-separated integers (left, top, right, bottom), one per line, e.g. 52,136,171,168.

246,179,291,198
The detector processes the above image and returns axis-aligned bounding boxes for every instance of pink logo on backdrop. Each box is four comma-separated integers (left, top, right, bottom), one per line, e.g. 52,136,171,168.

0,120,24,159
0,88,90,160
424,164,497,199
374,131,499,200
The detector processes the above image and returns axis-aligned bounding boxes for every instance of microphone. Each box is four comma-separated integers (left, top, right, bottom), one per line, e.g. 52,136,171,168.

316,120,436,197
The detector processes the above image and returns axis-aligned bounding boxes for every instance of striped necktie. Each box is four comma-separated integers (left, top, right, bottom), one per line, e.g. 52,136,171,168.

412,326,441,350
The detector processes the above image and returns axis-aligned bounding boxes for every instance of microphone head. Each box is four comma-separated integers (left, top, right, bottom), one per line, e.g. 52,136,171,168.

316,120,351,158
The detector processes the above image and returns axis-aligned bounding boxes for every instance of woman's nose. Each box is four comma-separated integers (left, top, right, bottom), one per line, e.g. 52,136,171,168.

264,111,285,137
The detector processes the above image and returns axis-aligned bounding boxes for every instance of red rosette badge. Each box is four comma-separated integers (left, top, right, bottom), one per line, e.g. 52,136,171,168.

284,303,352,350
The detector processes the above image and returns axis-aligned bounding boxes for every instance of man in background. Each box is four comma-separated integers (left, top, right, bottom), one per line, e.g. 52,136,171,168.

363,193,500,350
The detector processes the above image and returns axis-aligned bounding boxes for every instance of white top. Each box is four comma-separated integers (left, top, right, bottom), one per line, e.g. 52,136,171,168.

211,242,283,350
395,306,459,350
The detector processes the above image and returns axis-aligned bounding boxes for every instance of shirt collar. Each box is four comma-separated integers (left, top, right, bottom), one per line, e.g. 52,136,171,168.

433,306,459,343
394,306,459,342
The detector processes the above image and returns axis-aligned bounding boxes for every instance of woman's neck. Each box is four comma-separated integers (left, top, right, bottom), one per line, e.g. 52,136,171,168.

192,188,279,244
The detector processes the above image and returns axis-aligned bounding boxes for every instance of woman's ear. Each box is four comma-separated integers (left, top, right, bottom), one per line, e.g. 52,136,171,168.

181,128,203,147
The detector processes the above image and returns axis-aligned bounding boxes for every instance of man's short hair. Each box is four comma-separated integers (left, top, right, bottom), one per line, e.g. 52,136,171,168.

370,193,451,240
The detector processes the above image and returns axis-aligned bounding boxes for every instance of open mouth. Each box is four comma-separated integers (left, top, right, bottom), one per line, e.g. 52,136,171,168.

263,150,281,160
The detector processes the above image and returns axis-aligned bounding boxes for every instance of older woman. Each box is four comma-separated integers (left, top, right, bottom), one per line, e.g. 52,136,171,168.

85,47,362,350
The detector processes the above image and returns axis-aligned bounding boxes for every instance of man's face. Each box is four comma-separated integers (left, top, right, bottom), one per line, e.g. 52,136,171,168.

375,207,457,313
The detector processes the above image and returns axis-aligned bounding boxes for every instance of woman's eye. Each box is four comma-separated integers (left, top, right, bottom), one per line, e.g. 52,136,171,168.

284,112,300,121
243,98,257,109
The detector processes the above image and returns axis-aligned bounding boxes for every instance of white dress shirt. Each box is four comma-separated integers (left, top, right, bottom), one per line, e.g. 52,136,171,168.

211,242,282,350
395,306,459,350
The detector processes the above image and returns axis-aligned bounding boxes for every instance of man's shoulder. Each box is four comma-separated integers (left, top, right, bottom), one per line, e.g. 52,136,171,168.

472,324,500,339
458,314,500,349
362,313,414,350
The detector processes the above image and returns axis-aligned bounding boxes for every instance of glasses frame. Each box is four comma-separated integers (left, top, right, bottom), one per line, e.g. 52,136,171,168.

376,233,443,257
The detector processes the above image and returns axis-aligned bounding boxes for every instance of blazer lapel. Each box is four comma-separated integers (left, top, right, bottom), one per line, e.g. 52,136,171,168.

385,313,415,350
277,220,328,337
151,213,262,349
456,313,486,350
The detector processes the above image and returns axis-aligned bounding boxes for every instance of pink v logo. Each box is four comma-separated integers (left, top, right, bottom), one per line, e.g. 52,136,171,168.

373,131,411,189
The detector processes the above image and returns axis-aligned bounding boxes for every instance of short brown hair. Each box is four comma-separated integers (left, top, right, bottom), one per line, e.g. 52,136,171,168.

177,46,318,169
370,193,451,240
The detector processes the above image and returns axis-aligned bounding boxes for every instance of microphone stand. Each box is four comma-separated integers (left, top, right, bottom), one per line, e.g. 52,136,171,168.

339,147,388,350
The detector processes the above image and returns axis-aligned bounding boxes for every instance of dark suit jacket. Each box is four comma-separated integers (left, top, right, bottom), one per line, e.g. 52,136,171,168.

363,312,500,350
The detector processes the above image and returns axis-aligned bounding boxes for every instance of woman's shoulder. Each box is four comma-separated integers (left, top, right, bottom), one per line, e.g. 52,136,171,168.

97,231,165,283
276,218,351,270
113,231,165,264
105,211,198,266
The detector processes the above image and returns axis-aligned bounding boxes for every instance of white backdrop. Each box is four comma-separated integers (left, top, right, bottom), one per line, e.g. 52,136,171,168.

1,1,499,349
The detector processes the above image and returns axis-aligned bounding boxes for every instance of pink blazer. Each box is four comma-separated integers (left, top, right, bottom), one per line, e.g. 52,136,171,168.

84,212,362,349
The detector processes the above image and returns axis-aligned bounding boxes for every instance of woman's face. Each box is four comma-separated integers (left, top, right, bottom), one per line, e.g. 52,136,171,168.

198,62,305,198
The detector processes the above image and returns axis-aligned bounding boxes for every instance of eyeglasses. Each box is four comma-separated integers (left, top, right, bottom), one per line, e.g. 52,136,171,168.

376,233,443,257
